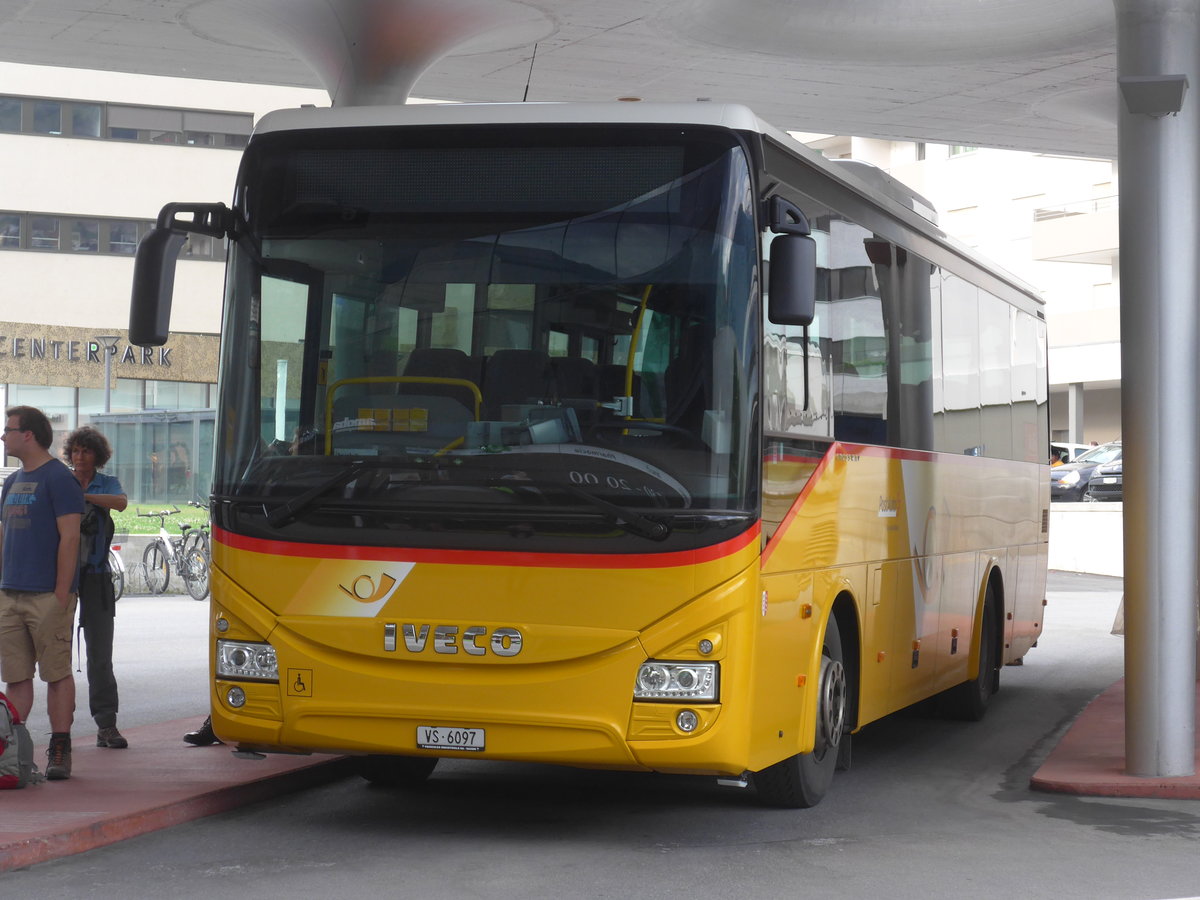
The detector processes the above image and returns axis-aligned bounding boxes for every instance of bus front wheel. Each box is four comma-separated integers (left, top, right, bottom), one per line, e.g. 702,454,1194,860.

358,754,438,788
753,614,847,809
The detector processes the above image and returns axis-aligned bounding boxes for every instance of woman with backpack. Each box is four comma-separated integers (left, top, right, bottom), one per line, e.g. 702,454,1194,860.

63,426,128,750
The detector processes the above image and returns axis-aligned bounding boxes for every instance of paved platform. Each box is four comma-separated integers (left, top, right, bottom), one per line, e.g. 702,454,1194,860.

6,677,1198,873
0,717,353,873
1031,678,1200,799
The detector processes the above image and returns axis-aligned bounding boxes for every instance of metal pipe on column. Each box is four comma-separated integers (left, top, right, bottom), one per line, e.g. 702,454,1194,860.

1067,383,1086,444
1114,0,1200,777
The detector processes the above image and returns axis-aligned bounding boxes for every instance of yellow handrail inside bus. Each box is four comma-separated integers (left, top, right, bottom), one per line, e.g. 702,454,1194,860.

323,375,482,455
624,285,654,412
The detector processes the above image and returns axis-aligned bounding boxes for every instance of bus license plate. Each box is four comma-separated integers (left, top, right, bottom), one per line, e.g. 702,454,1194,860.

417,726,485,751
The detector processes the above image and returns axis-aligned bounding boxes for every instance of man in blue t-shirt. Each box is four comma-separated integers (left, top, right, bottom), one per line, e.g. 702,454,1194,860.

0,405,84,780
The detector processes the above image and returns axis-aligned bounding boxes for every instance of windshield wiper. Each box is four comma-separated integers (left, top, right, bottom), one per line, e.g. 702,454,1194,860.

564,485,671,541
265,460,374,528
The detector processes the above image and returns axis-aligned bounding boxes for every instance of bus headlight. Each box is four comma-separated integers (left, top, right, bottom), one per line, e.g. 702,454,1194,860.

634,661,718,701
217,640,279,682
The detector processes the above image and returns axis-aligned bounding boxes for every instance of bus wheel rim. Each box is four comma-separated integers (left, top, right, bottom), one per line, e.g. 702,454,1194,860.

818,656,846,748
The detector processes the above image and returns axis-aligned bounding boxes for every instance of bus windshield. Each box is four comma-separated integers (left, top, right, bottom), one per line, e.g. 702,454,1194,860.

213,124,760,553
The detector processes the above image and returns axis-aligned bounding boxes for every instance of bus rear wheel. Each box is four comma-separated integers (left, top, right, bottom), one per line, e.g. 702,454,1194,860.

358,754,438,787
753,615,847,809
940,582,1000,721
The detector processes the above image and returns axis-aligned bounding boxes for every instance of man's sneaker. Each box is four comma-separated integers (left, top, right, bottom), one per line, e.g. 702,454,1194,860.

46,734,72,780
97,726,129,749
183,716,222,746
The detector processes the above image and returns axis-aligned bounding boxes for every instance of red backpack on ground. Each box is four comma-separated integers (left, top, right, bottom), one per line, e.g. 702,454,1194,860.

0,691,43,788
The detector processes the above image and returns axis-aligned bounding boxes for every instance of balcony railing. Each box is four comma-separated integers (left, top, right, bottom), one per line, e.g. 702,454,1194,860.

1034,195,1119,222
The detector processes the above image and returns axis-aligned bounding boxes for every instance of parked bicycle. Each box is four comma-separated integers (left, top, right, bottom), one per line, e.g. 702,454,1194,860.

183,499,210,560
138,506,210,600
108,535,127,601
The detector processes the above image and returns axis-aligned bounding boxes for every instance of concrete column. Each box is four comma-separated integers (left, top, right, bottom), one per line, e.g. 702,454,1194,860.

1115,0,1200,777
1067,382,1086,443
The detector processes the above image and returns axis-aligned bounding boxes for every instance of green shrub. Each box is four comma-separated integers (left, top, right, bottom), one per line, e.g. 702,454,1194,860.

112,503,209,537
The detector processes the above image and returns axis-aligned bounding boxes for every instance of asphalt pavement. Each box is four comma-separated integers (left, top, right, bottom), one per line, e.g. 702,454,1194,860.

4,572,1195,874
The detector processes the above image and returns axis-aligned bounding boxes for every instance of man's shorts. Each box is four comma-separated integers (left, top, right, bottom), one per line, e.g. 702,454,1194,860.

0,589,77,683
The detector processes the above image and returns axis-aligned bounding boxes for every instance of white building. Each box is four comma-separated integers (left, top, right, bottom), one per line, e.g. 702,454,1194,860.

798,133,1120,445
0,62,326,498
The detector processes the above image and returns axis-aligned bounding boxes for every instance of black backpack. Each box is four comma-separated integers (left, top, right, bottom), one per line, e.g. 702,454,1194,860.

79,503,115,570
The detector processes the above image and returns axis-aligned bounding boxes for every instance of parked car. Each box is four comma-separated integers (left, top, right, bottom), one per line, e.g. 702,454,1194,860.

1086,458,1123,501
1049,440,1122,501
1050,442,1094,465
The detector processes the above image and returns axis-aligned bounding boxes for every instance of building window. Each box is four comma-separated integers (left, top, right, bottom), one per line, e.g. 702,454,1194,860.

71,104,102,138
0,97,19,132
30,216,60,250
108,220,140,255
4,384,77,459
181,233,214,259
0,212,223,261
0,215,19,248
79,378,144,416
146,380,211,410
72,220,99,252
0,94,253,149
949,145,978,157
32,100,62,135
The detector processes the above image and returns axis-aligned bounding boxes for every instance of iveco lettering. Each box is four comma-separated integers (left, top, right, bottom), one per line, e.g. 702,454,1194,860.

384,624,523,657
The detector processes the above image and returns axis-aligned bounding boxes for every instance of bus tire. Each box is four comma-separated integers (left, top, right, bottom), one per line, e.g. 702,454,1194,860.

358,754,438,787
753,614,847,809
941,581,999,721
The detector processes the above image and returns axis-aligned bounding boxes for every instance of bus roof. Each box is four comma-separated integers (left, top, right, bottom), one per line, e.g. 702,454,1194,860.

256,100,777,136
251,101,1044,307
254,102,938,231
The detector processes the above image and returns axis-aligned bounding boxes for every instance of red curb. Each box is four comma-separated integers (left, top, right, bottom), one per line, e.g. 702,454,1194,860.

1030,678,1200,799
0,718,352,873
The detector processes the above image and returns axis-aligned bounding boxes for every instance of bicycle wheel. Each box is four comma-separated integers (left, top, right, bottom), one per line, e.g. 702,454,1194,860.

142,540,170,594
183,529,210,560
183,547,210,601
108,548,125,601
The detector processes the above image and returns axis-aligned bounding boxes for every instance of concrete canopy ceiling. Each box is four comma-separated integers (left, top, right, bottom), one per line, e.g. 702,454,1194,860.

0,0,1121,158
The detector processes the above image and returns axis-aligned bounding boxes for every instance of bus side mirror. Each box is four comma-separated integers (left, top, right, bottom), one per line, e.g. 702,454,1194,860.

130,228,186,346
768,232,817,326
129,202,232,347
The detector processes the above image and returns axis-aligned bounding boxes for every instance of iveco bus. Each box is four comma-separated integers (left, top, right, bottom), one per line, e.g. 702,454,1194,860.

130,102,1049,807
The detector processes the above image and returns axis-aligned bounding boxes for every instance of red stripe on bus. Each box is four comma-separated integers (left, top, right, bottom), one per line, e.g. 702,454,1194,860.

213,523,760,569
761,443,835,567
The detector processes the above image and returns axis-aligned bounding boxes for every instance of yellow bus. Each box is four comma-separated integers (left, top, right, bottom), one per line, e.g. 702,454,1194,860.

131,103,1048,808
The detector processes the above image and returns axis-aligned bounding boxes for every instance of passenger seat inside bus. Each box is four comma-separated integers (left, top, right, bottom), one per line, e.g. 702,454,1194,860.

481,349,555,420
551,357,599,427
401,347,482,419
